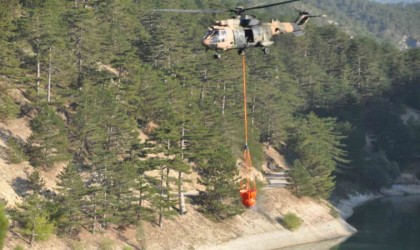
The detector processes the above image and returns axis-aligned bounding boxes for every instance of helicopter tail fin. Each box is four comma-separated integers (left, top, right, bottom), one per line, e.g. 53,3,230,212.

295,10,326,27
294,11,310,27
292,11,326,36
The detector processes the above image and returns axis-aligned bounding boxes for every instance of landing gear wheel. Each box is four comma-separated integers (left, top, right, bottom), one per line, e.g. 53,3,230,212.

262,47,269,55
213,53,221,59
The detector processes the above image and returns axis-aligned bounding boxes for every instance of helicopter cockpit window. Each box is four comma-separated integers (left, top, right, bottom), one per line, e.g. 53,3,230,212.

209,30,226,43
204,30,212,38
220,31,226,42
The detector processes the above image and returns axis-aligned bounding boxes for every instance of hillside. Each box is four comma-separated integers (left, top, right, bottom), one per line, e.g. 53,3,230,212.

302,0,420,48
1,113,356,249
374,0,420,3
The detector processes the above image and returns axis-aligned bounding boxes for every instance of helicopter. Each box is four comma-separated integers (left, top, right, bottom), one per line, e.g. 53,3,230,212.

154,0,325,59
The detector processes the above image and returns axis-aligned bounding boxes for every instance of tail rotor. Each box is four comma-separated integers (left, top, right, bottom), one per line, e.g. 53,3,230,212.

294,8,326,26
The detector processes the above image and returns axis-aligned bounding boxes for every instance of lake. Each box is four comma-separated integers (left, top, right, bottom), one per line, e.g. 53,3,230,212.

335,195,420,250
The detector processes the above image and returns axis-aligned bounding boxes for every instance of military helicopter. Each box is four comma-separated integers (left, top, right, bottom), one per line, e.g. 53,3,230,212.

154,0,325,58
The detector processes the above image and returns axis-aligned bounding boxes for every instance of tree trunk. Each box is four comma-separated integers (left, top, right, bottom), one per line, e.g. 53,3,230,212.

36,53,41,96
166,167,170,207
200,83,205,105
178,171,185,215
181,122,186,159
267,117,272,149
137,174,144,220
29,215,35,246
167,46,171,69
47,46,52,102
179,122,186,214
93,193,97,234
76,27,83,88
158,166,164,228
222,81,226,116
252,94,256,124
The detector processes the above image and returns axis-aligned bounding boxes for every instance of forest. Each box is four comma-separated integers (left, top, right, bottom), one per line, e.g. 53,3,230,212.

305,0,420,48
0,0,419,246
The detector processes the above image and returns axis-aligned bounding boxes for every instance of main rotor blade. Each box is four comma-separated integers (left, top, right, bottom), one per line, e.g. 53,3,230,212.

243,0,300,11
246,2,268,9
153,9,225,14
209,3,226,9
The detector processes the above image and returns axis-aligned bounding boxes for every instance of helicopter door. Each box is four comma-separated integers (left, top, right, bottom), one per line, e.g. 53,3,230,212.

245,29,254,43
233,30,246,48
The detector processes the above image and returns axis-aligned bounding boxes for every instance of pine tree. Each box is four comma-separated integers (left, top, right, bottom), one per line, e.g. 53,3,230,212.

27,105,70,169
108,162,138,226
55,163,86,235
6,137,28,164
0,0,20,77
0,90,19,123
14,194,55,245
289,160,315,197
288,113,347,199
140,156,176,228
70,84,139,231
125,142,155,222
26,170,46,195
19,0,70,100
197,146,242,220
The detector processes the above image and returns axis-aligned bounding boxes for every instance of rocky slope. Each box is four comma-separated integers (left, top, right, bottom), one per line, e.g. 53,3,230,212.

0,103,355,250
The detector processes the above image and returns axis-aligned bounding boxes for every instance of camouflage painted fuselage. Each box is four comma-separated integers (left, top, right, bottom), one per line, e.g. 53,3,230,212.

201,15,307,51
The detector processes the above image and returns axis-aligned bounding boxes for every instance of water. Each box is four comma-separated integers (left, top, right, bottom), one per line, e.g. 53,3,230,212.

335,195,420,250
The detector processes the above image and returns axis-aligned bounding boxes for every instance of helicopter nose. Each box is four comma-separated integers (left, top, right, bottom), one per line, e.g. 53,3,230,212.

202,38,210,48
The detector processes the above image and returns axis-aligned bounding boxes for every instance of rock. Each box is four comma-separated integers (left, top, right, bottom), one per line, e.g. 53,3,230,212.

380,187,404,196
392,184,420,195
395,173,420,185
336,193,381,219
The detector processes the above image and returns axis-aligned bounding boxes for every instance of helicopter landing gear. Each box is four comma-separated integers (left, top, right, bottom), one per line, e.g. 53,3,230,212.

262,47,269,55
213,53,221,59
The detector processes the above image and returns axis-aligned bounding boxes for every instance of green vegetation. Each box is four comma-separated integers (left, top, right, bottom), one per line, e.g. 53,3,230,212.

13,194,55,244
0,0,418,242
0,89,19,123
6,137,28,164
287,113,348,198
27,105,70,168
98,238,115,250
304,0,420,48
281,212,302,231
0,203,8,250
328,205,340,219
197,146,243,220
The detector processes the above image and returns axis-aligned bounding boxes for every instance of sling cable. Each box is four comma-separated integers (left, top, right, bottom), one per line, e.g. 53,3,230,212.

239,53,257,208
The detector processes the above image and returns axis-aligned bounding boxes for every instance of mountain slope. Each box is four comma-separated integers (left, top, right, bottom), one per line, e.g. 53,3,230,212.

301,0,420,48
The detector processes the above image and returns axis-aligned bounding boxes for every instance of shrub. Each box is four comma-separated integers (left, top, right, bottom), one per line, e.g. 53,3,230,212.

71,242,85,250
13,245,25,250
6,137,28,164
0,93,19,122
281,212,302,231
98,238,115,250
0,204,8,249
21,214,55,241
